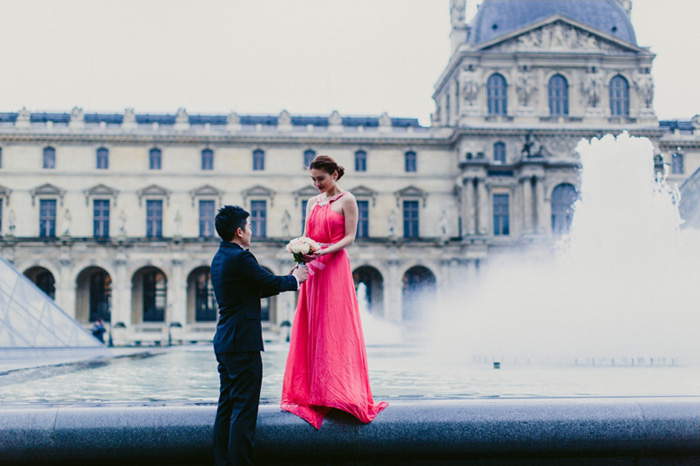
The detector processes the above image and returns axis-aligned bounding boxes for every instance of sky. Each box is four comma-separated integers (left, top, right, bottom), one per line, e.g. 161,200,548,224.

0,0,698,125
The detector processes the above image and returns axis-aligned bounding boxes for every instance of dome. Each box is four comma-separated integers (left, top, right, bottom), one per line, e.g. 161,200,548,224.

468,0,637,46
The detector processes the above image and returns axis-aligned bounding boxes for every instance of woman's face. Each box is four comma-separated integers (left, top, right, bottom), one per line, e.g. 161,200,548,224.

310,168,336,193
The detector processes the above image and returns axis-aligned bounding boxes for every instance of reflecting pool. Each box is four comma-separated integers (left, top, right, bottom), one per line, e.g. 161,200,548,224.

2,345,700,404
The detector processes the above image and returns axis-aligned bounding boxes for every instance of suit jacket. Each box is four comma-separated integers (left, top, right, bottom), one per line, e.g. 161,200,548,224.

211,241,297,354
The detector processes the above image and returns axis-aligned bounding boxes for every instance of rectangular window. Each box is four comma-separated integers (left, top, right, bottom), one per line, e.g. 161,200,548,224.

199,200,216,238
39,199,57,237
250,200,266,237
405,151,417,173
355,150,367,172
301,200,308,234
149,149,162,170
253,149,265,171
146,200,163,238
201,149,213,170
671,153,684,175
493,194,510,236
357,200,369,238
96,148,109,169
403,200,419,238
93,200,110,238
43,147,56,169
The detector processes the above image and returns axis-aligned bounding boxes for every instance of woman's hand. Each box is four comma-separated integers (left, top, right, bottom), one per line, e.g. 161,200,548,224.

301,250,324,262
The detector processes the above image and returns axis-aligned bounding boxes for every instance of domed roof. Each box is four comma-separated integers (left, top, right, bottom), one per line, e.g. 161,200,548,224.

469,0,637,46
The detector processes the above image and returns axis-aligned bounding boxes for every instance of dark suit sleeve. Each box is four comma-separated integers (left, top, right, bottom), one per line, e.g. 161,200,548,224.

238,250,297,295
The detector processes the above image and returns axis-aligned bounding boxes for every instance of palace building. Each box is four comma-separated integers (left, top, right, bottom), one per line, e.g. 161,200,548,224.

0,0,698,345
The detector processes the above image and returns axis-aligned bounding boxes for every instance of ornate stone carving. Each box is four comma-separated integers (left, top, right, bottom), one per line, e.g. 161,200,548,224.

581,72,603,108
278,109,291,127
459,68,481,108
174,107,189,130
634,73,654,109
515,70,537,107
121,108,136,130
15,107,30,129
492,22,618,54
226,111,241,132
69,106,84,130
378,112,392,132
450,0,466,28
691,115,700,130
542,136,578,158
521,132,543,158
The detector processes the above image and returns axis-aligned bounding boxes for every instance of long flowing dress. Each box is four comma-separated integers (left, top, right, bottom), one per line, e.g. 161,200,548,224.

280,191,388,429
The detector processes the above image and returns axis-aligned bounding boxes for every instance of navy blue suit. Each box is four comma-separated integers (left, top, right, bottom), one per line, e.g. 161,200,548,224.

210,241,297,466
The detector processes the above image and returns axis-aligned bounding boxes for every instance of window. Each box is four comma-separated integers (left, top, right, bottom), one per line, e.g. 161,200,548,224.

250,200,266,237
403,200,419,238
93,200,110,238
357,200,369,238
143,270,166,322
195,269,216,322
199,200,216,238
493,194,509,236
96,147,109,169
43,147,56,169
149,148,162,170
487,74,507,115
671,152,684,174
548,74,569,116
39,199,57,237
146,200,163,238
301,200,308,234
253,149,265,171
355,150,367,172
201,149,213,170
551,184,577,235
493,142,506,164
609,75,629,117
405,151,417,173
304,149,316,167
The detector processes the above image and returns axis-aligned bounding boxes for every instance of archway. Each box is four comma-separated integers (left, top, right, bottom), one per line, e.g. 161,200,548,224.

186,266,217,322
352,266,384,317
401,266,436,322
131,266,167,323
24,266,56,300
75,267,112,324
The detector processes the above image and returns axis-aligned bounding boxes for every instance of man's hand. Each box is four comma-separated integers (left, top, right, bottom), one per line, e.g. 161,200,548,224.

292,265,308,283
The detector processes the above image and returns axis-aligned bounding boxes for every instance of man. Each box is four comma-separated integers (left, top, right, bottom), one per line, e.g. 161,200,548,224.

210,205,307,466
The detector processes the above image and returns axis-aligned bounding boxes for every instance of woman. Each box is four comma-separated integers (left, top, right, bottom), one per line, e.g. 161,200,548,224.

280,155,388,429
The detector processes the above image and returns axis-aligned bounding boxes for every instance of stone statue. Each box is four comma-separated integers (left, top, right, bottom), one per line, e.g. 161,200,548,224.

691,115,700,130
515,71,537,107
387,210,397,238
70,106,84,121
634,73,654,109
173,210,182,237
17,107,30,122
459,68,481,106
122,107,136,127
328,110,342,127
378,112,392,128
226,111,240,125
8,210,16,236
119,209,127,236
521,132,542,158
281,210,291,237
450,0,466,28
278,110,291,126
175,107,188,124
61,209,72,236
581,73,603,108
439,210,449,239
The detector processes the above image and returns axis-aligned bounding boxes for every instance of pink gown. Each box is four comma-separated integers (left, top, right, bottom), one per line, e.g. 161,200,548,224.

280,192,388,429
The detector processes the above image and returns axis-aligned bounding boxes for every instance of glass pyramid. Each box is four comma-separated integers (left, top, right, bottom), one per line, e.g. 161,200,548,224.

0,256,103,349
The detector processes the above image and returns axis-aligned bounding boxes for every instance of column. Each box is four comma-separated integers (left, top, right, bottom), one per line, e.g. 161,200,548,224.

476,178,489,235
521,175,532,234
535,176,548,234
386,258,402,323
462,177,475,236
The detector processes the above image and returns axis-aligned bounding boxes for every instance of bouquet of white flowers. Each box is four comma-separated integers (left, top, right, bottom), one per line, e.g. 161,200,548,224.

285,236,321,264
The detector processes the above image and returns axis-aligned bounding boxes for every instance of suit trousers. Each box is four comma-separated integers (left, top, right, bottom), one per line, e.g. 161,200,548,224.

213,351,263,466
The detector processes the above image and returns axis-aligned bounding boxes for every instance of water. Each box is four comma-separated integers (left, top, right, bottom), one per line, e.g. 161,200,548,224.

3,346,700,404
427,132,700,365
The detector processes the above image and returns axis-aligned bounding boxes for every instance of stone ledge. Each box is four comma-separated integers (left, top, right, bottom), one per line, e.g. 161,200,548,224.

1,398,700,465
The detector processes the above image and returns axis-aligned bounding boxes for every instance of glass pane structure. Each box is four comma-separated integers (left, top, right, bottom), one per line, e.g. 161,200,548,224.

0,257,104,349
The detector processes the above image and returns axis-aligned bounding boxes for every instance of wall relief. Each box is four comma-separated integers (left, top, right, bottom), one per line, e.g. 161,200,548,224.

490,22,621,54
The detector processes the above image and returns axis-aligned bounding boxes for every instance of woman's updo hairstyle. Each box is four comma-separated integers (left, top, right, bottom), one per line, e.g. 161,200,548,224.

309,155,345,181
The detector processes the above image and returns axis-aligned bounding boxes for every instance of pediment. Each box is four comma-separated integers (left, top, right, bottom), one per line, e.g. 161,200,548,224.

350,185,378,206
477,16,647,55
30,183,66,205
292,185,319,206
0,184,11,198
190,184,223,197
84,184,119,206
136,184,172,206
394,185,427,207
242,184,276,206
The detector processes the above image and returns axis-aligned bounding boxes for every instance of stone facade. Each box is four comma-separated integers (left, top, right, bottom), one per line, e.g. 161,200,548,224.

0,0,698,345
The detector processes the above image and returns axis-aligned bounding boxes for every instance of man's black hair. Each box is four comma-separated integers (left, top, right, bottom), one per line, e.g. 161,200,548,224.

215,205,249,242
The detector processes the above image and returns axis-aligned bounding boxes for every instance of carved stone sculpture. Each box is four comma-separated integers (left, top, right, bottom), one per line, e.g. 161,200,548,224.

634,73,654,109
515,71,537,107
459,68,481,107
450,0,466,28
581,73,603,108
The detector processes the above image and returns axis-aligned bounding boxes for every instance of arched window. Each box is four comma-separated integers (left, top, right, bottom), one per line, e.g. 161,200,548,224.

96,147,109,169
252,149,265,171
355,150,367,172
548,74,569,116
609,75,629,117
303,149,316,168
404,151,417,172
201,149,213,170
43,146,56,169
671,152,684,174
149,148,162,170
487,73,507,115
551,183,578,235
493,142,506,164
